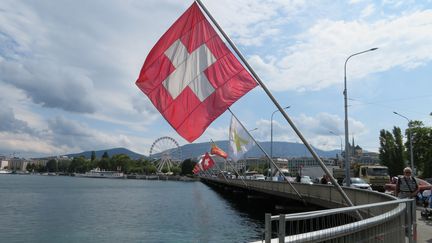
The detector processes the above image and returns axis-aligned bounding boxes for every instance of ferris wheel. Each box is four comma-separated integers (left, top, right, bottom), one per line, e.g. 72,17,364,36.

149,136,182,173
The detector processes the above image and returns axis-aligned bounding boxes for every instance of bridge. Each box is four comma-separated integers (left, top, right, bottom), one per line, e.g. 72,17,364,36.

200,176,416,243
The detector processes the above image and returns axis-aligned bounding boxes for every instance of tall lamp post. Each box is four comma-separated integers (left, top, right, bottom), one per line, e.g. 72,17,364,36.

270,106,290,177
271,106,291,159
344,47,378,186
393,111,415,175
329,131,343,164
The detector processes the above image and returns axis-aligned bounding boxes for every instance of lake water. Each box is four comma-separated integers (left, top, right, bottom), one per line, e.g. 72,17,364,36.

0,175,267,243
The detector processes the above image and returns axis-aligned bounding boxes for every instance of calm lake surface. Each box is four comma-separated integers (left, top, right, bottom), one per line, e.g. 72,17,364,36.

0,175,267,243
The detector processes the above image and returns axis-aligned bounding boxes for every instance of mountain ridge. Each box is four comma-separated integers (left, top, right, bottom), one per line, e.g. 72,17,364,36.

64,141,340,160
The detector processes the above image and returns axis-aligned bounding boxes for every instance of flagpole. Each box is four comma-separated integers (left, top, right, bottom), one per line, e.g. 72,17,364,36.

227,108,304,201
211,140,248,187
195,0,357,211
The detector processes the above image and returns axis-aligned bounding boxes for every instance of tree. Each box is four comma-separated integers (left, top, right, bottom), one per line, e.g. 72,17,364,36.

407,121,432,177
46,159,58,173
379,127,405,177
91,151,96,161
110,154,132,172
102,151,109,159
69,156,88,173
180,159,196,175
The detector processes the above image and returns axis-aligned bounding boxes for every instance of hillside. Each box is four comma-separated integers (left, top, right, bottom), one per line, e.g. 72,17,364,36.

65,147,146,160
64,141,340,161
178,141,339,160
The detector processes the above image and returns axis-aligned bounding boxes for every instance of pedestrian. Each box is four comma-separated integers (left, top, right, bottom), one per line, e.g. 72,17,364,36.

296,173,301,183
395,167,419,199
320,174,328,184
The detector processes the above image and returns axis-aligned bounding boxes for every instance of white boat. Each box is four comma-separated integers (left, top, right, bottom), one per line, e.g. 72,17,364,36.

76,168,124,179
0,170,12,174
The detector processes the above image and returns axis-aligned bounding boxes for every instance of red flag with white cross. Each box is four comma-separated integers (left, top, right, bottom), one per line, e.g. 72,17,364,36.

201,152,215,171
135,3,257,142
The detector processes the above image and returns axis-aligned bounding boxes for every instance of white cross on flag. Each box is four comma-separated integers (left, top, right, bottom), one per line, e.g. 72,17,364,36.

135,3,257,142
201,152,215,171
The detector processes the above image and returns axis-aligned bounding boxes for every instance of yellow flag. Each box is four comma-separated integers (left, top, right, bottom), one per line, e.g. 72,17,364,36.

228,116,254,162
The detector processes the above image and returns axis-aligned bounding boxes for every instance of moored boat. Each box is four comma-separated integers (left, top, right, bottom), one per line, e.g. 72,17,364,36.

76,168,124,179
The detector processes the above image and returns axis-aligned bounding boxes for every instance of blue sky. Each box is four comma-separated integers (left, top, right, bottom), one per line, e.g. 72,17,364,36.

1,0,431,158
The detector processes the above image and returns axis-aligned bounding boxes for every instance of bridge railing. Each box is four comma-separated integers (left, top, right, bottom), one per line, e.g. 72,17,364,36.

255,199,415,243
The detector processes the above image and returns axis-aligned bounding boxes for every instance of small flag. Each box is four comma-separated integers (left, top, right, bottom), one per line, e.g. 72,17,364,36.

201,152,215,170
192,163,201,174
135,3,257,142
210,143,228,159
229,116,254,162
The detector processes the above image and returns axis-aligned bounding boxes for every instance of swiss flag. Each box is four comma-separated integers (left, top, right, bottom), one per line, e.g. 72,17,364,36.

201,152,215,170
192,163,201,174
135,3,257,142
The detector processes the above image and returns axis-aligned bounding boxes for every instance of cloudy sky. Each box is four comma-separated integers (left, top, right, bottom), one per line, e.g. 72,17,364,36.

1,0,431,158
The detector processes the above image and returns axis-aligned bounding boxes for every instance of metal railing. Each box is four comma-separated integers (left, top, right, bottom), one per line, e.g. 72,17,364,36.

254,199,415,243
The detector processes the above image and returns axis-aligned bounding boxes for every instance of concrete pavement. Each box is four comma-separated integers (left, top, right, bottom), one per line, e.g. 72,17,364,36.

416,207,432,243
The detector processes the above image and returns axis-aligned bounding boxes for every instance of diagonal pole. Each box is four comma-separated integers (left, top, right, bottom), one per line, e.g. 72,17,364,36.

210,140,248,187
228,108,304,202
195,0,358,213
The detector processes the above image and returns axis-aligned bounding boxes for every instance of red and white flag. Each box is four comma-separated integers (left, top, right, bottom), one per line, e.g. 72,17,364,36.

210,143,228,159
192,163,201,174
201,152,215,171
135,3,257,142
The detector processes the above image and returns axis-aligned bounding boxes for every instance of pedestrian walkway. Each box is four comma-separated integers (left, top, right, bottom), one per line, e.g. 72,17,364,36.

416,208,432,242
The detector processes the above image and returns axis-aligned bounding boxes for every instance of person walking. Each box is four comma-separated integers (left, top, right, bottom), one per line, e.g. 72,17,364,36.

395,167,419,199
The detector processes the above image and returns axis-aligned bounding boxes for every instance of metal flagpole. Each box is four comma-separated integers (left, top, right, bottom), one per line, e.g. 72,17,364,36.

195,0,357,211
210,140,248,187
228,108,304,202
202,153,228,182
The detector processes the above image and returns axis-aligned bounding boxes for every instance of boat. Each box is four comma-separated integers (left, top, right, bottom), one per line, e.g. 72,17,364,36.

0,169,12,174
76,168,125,179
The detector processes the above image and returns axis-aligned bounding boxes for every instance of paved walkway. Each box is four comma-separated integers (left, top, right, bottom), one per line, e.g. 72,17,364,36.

416,208,432,243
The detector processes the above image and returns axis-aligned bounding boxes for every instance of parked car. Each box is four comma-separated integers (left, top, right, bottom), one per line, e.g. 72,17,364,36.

343,177,372,190
300,176,313,185
252,174,266,180
384,177,432,195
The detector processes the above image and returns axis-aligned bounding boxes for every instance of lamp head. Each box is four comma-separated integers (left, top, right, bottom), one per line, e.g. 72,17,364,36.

370,47,378,51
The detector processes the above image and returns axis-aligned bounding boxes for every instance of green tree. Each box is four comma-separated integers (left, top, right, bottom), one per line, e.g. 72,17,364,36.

110,154,132,172
171,166,181,175
180,159,196,175
69,156,88,173
91,151,96,161
46,159,58,173
392,127,406,176
379,127,405,176
407,121,432,177
102,151,109,159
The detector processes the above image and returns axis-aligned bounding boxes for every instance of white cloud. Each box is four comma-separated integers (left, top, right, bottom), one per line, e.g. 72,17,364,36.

360,4,376,18
250,9,432,91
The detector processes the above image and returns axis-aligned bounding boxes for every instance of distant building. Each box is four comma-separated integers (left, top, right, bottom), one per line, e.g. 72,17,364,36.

341,138,380,165
8,157,29,171
1,160,8,169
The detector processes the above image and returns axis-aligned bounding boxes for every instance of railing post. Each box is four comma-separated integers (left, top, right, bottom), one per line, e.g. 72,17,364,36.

411,199,417,243
278,214,286,243
406,200,413,243
265,213,271,243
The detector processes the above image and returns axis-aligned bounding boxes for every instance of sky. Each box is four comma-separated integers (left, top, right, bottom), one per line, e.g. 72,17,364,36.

1,0,431,158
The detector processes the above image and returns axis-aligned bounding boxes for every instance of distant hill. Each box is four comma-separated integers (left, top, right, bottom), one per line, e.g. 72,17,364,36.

64,142,340,161
65,147,146,160
179,140,340,160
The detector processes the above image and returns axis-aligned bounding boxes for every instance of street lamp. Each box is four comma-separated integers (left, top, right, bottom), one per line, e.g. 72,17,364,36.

329,131,343,161
344,47,378,186
393,111,415,175
249,128,258,132
271,106,291,159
